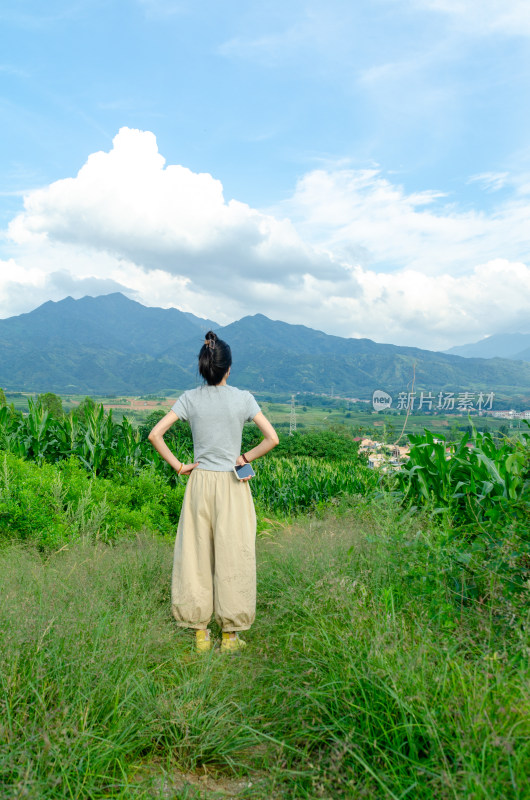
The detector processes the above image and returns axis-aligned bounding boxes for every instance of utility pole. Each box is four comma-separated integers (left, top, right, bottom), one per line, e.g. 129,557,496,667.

289,394,297,436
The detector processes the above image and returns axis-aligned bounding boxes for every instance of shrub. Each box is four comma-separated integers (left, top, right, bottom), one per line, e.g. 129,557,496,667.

0,453,185,548
273,429,360,461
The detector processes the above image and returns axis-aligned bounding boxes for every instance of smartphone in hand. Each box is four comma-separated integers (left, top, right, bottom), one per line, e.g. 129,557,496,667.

233,463,255,480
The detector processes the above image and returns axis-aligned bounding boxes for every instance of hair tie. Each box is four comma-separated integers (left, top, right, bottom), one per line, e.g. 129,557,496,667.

204,338,215,350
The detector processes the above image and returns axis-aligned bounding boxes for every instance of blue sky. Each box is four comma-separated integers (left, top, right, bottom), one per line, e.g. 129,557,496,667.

1,0,530,349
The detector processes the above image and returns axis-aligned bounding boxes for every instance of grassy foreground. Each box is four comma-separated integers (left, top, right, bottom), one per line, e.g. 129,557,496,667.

1,504,528,799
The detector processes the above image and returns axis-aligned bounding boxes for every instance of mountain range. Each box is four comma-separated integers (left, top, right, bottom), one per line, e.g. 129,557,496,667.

445,333,530,362
1,293,529,398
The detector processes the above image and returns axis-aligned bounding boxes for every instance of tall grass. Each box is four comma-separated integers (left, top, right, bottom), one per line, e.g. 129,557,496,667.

1,503,528,799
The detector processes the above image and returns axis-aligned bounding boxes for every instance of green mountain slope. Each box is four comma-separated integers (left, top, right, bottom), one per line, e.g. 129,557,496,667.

211,316,530,394
0,340,194,394
0,293,215,358
1,295,529,396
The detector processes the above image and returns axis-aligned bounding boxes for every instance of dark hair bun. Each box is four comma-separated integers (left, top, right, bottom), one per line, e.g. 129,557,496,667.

198,331,232,385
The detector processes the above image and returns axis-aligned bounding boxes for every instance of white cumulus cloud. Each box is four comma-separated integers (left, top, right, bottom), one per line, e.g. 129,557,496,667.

2,127,530,350
8,127,344,294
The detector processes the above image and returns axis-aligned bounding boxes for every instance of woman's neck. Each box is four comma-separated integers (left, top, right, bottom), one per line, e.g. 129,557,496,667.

215,370,230,386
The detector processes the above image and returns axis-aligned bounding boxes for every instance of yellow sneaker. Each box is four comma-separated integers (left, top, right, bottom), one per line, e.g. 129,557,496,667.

221,632,247,653
195,630,212,653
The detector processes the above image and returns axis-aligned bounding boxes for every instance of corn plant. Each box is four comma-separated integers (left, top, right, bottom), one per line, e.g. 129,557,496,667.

77,404,116,475
0,406,26,458
24,398,53,464
53,413,81,459
115,416,143,471
397,425,529,524
396,424,530,594
0,399,197,484
253,456,376,515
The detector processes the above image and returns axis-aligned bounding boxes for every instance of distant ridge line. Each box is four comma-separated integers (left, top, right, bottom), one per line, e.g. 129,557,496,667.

0,293,529,396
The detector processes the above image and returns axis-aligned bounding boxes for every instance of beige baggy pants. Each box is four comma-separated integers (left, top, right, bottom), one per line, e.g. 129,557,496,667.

171,469,257,632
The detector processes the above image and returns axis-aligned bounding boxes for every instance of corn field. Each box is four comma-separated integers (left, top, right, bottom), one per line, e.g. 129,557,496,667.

397,424,530,523
252,456,376,515
395,424,530,594
0,401,375,523
0,401,183,479
1,400,529,597
1,398,528,530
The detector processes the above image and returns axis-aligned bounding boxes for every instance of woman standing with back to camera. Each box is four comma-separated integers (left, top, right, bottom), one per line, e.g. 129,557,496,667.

148,331,279,653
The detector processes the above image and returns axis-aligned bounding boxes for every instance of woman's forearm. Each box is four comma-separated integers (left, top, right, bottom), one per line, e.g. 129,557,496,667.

243,432,279,463
147,410,189,472
148,431,183,472
243,412,279,463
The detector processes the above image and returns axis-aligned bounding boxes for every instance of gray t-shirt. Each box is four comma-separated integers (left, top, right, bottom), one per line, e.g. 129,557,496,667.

171,385,261,471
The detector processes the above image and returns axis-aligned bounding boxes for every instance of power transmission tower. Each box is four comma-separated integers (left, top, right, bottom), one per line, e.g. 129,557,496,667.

289,394,297,436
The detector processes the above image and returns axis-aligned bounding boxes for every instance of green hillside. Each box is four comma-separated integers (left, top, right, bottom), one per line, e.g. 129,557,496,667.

1,294,530,398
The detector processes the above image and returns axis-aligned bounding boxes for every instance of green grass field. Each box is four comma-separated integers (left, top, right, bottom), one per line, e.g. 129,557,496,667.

1,502,528,799
4,390,518,439
0,506,530,800
0,388,530,800
0,397,528,798
256,399,517,439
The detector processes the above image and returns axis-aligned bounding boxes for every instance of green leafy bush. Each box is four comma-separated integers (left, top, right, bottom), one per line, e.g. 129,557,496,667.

0,453,186,548
273,429,360,461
